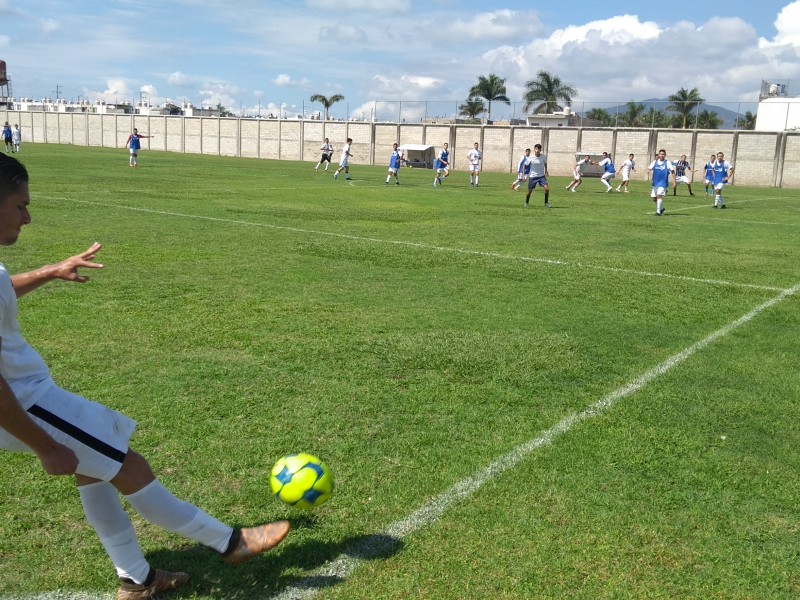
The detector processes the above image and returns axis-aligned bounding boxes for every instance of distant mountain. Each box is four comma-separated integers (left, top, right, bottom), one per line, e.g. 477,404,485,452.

581,99,747,129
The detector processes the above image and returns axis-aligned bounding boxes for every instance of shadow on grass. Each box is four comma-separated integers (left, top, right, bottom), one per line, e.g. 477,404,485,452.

142,518,403,599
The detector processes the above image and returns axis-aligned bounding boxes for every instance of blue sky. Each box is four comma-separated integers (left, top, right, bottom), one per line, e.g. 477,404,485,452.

1,0,798,120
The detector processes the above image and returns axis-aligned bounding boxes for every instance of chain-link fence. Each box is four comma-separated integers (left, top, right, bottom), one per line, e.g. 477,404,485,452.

296,100,760,130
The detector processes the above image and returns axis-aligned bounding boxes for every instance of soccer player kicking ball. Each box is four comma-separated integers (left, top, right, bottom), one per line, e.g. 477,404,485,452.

0,153,290,600
648,148,674,216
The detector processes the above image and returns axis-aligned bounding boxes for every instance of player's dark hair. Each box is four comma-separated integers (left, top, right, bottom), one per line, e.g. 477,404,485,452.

534,144,542,150
0,153,29,203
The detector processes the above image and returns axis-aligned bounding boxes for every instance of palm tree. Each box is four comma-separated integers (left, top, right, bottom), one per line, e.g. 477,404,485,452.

584,108,614,127
458,97,486,122
468,74,510,122
523,70,577,114
215,103,234,117
617,102,647,127
310,94,345,120
667,87,704,128
696,110,723,129
738,110,757,130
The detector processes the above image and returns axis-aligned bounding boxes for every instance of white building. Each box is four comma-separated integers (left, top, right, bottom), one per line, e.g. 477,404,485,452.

754,97,800,131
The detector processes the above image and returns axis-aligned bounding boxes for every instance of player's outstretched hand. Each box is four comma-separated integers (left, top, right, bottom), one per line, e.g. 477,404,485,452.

52,242,104,283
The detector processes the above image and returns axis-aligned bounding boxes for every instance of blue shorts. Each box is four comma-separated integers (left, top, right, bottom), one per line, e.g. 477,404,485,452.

528,176,548,190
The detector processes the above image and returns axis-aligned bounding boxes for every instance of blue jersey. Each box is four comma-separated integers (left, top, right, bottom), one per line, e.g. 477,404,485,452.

2,125,11,141
517,155,531,175
604,160,615,174
435,149,449,170
712,160,732,185
704,162,715,180
389,150,402,170
128,133,141,150
649,159,673,188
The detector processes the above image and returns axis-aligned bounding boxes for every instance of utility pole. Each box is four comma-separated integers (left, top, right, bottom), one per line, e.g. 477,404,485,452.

52,84,63,100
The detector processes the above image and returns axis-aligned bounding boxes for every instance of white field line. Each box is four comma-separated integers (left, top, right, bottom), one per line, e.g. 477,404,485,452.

688,215,799,227
269,281,800,600
643,195,788,214
37,196,787,293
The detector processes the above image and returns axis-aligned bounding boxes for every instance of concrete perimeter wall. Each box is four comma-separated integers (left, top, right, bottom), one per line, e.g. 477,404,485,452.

2,110,796,187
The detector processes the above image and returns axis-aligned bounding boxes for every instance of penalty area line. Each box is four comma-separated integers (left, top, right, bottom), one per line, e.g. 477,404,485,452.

38,196,786,293
269,281,800,600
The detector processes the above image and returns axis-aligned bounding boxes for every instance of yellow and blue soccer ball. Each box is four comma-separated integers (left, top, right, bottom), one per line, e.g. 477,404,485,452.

270,453,333,509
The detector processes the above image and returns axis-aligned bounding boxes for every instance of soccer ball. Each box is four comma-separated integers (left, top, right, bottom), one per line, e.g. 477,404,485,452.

269,453,333,509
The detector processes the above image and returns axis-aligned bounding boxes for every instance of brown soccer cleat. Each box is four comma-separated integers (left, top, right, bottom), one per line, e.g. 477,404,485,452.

222,521,291,565
116,569,190,600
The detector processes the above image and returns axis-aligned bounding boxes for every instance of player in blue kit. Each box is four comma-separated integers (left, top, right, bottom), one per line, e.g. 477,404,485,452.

385,143,404,185
647,148,674,216
433,143,450,187
511,148,531,191
595,152,615,192
703,154,716,197
524,144,550,208
124,128,153,168
711,151,734,209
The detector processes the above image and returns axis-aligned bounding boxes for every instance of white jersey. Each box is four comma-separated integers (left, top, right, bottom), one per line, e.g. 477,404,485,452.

320,142,333,154
574,158,589,178
340,143,351,162
529,154,547,178
467,148,481,166
0,265,54,409
620,159,635,179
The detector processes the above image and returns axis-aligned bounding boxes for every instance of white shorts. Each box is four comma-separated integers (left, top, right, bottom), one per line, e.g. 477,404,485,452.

0,386,136,481
651,186,667,198
601,172,615,181
573,173,582,181
469,165,480,173
620,171,630,182
437,167,449,175
387,167,398,175
129,148,139,156
704,178,712,184
517,173,529,181
714,182,726,191
339,158,349,169
676,175,691,185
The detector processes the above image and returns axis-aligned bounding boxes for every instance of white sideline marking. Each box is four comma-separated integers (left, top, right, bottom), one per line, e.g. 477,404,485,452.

643,195,787,214
687,216,799,228
38,197,786,293
269,282,799,600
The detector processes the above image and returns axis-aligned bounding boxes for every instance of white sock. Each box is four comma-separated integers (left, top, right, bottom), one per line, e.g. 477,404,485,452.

474,176,479,186
79,482,150,583
714,195,720,206
125,480,233,553
656,199,663,213
386,175,391,183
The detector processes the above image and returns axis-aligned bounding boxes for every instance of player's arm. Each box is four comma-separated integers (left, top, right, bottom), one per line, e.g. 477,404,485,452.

10,243,103,299
125,135,131,148
0,353,78,476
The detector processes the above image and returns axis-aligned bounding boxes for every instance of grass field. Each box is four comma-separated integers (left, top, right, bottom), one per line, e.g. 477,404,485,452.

0,144,798,600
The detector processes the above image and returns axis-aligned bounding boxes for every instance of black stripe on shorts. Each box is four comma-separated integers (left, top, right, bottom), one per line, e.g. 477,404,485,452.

27,404,127,464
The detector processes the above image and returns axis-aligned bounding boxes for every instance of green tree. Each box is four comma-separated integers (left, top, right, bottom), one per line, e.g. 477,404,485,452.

738,110,757,130
310,93,345,120
458,97,486,122
468,74,510,122
667,87,704,128
617,102,647,127
584,108,614,127
696,110,723,129
523,70,577,114
215,103,234,117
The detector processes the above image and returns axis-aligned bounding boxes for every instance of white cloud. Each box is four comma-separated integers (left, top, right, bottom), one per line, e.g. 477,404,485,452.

443,10,541,41
319,23,368,44
0,35,8,49
306,0,409,13
39,18,59,34
167,71,194,87
271,74,310,87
